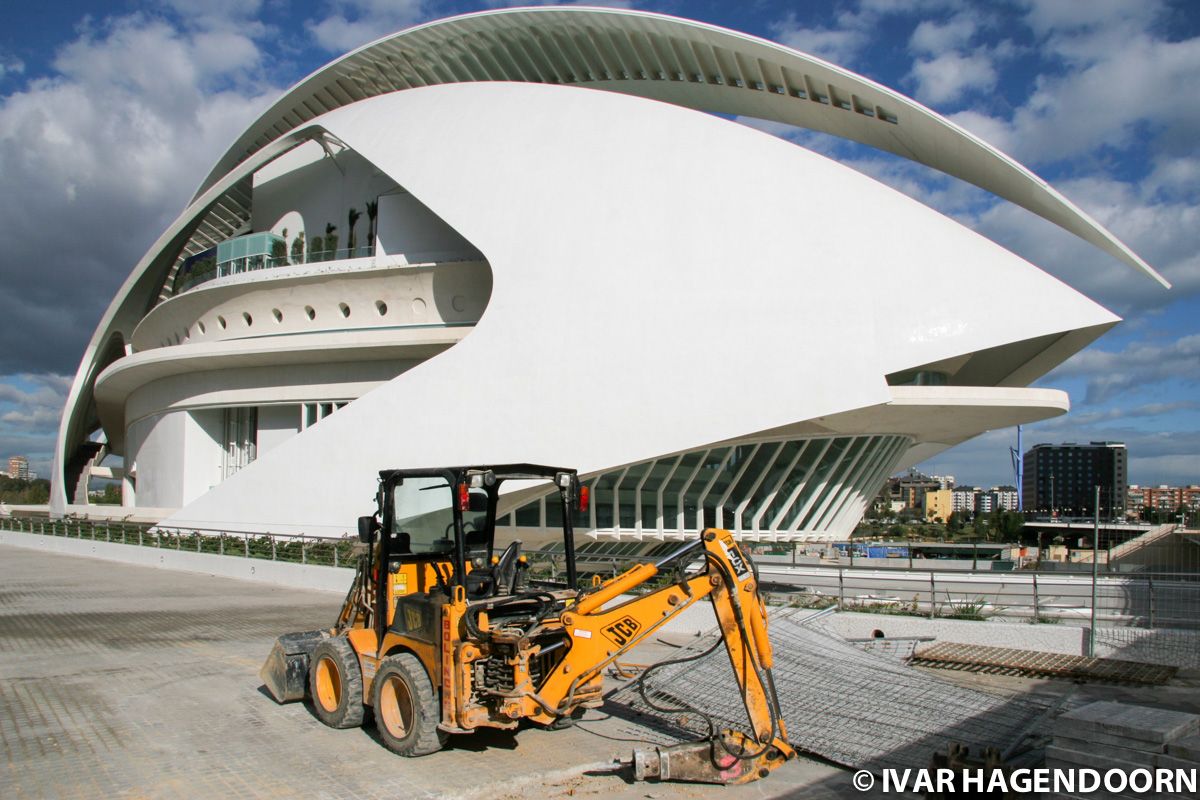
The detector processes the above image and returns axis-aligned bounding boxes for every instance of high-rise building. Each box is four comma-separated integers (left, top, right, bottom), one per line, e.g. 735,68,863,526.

7,455,29,480
1022,442,1127,519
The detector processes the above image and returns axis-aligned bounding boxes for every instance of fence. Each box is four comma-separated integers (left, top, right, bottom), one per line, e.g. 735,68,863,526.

0,516,357,569
4,516,1196,634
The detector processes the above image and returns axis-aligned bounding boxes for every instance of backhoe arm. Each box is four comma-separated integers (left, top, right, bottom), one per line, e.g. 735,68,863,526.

534,529,794,784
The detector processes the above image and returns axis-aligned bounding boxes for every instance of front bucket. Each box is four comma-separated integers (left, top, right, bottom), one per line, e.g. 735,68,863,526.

259,630,328,703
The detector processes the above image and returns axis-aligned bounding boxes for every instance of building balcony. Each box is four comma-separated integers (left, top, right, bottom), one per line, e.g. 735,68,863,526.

173,231,378,295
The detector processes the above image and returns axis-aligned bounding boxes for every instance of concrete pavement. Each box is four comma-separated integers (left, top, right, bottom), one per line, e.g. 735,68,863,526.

0,544,874,799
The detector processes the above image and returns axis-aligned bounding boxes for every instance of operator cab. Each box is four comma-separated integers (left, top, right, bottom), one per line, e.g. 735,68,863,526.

358,465,586,637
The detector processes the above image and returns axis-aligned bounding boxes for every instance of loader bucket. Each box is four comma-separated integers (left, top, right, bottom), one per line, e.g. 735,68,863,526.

260,630,328,703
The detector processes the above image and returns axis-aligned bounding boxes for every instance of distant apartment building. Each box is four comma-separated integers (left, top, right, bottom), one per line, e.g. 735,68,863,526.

951,487,977,513
1023,442,1127,519
889,469,954,512
1127,485,1200,516
7,456,29,480
924,488,954,521
992,486,1019,512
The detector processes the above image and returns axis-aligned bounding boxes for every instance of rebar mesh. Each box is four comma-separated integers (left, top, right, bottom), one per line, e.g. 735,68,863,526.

607,608,1056,771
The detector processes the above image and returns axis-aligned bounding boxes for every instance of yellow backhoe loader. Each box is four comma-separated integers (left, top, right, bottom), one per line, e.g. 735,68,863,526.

261,465,794,784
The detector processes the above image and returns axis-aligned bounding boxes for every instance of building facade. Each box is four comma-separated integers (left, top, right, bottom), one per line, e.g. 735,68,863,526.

7,456,29,480
48,8,1166,541
1022,442,1128,520
1127,485,1200,518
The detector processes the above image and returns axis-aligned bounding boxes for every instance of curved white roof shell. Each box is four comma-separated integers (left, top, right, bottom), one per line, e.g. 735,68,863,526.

49,7,1165,530
157,82,1114,535
198,6,1166,287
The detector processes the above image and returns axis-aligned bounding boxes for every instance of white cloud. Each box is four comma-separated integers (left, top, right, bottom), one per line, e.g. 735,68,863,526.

1046,334,1200,404
0,373,72,475
910,51,997,104
307,0,429,53
909,14,978,55
768,20,870,66
0,56,24,81
0,13,282,375
483,0,633,7
1021,0,1163,43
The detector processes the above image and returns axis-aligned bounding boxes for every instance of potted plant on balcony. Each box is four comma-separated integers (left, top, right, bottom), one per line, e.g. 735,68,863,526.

366,200,378,254
290,231,305,265
271,228,288,266
347,207,361,256
324,222,338,260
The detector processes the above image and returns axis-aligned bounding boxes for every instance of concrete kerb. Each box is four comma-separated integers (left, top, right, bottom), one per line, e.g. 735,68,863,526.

0,528,352,593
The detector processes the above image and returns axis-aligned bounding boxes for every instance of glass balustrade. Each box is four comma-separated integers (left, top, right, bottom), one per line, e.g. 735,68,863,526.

172,233,377,295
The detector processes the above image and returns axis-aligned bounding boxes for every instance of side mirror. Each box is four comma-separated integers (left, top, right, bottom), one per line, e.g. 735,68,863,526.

357,515,378,544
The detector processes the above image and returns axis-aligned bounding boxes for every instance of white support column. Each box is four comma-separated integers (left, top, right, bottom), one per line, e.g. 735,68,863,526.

752,441,808,533
772,438,834,531
715,444,760,530
732,442,783,533
692,448,733,531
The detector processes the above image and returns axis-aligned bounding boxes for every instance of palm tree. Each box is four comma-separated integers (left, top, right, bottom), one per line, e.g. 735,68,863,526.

365,200,378,253
324,222,338,261
347,207,362,255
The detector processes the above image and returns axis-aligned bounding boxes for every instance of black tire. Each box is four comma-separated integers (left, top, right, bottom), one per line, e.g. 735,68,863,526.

309,637,364,729
372,652,448,756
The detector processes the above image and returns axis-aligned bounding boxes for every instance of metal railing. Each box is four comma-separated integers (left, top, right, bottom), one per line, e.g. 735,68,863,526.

0,516,358,568
6,515,1196,635
175,245,376,293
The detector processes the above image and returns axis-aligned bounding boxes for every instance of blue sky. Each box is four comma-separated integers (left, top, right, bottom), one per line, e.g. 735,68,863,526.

0,1,1197,488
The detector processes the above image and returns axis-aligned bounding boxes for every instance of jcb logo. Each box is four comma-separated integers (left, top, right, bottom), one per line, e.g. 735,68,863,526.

602,615,641,647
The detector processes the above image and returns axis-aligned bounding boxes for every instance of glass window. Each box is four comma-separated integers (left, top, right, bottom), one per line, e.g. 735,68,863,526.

593,471,621,529
391,477,455,556
786,438,850,530
725,443,782,529
545,491,564,528
700,446,753,529
515,499,540,527
661,450,706,531
743,440,804,530
639,457,679,531
618,461,655,529
686,448,730,530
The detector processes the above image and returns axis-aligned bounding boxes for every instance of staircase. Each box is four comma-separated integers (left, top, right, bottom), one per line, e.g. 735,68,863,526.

1075,523,1176,564
64,442,105,505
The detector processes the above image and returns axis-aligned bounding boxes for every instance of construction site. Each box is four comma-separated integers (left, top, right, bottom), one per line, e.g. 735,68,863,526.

2,515,1198,799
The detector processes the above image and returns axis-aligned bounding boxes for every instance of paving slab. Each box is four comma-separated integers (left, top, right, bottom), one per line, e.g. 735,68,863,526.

1055,701,1200,744
1,543,883,800
1166,734,1200,762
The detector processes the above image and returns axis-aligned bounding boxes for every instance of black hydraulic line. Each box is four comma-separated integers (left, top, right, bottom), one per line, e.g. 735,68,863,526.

653,537,706,570
561,486,578,590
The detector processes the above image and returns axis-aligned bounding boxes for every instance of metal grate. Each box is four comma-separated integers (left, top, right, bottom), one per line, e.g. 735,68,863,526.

911,642,1177,685
606,607,1056,771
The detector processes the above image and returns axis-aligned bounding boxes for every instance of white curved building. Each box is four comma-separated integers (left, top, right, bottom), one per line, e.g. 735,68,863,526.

51,7,1166,542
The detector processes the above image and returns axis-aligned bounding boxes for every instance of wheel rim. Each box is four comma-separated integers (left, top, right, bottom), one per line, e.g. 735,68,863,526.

379,674,414,740
314,655,342,713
